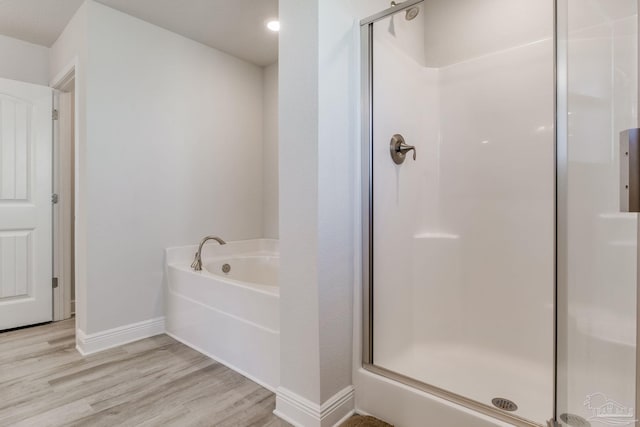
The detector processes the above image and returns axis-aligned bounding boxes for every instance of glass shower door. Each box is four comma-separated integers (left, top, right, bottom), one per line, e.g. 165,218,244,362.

557,1,638,426
363,1,556,425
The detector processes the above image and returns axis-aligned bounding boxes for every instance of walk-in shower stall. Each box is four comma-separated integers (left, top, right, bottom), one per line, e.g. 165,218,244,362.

360,1,638,425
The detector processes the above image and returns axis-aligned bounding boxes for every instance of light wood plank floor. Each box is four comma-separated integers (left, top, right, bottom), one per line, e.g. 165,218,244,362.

0,319,290,427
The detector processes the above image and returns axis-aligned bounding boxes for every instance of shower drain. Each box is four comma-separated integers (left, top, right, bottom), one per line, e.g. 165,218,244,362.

491,397,518,412
559,413,591,427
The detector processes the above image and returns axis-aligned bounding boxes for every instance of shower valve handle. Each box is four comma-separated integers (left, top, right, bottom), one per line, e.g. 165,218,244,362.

399,144,416,160
390,134,416,164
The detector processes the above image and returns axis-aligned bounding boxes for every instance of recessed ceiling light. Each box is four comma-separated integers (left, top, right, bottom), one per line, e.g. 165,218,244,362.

267,20,280,32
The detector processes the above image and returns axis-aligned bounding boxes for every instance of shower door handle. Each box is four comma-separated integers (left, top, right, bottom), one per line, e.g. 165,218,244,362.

620,128,640,212
390,134,416,165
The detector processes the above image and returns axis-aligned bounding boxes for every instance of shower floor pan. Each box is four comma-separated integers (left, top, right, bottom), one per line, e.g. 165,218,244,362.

376,342,552,424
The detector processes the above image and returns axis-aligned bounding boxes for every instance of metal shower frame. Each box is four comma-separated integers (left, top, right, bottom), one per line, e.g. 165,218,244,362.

359,1,562,426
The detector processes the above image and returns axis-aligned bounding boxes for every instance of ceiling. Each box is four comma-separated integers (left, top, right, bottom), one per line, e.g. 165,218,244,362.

0,0,85,47
96,0,278,66
0,0,279,66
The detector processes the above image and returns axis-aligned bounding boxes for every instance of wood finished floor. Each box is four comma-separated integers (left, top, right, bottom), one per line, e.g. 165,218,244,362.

0,319,291,427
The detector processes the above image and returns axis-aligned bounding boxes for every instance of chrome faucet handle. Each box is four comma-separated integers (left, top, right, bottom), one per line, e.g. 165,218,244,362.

390,134,416,164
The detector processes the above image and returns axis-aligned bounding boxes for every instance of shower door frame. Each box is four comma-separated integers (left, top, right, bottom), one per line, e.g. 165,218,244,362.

359,1,559,426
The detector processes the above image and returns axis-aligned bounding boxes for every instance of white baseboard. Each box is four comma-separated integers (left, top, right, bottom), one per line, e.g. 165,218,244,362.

274,385,355,427
76,317,165,355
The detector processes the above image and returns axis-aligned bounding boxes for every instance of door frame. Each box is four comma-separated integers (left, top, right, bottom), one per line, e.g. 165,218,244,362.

51,61,77,322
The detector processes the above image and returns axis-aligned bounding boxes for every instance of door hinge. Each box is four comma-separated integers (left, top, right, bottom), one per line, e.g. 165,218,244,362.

52,193,59,204
52,109,59,120
52,277,58,289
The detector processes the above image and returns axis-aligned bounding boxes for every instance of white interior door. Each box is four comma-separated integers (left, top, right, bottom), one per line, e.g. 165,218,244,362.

0,77,52,330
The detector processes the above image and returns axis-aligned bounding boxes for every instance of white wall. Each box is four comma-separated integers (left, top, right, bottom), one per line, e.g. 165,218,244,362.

263,62,279,238
84,1,264,334
0,34,49,85
276,1,357,424
317,0,359,405
278,0,322,408
51,1,265,335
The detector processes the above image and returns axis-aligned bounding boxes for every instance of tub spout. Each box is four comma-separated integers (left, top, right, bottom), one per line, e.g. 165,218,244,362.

191,236,227,271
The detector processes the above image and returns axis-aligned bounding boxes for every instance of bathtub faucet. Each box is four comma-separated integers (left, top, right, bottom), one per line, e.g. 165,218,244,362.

191,236,227,271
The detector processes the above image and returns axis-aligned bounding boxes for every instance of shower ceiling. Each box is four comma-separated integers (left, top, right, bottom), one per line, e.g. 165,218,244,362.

0,0,278,66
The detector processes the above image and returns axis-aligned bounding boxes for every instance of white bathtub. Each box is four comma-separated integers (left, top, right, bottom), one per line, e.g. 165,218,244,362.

164,239,279,390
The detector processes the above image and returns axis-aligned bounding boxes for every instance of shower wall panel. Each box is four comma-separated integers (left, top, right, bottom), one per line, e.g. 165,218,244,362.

437,38,555,375
372,7,441,365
